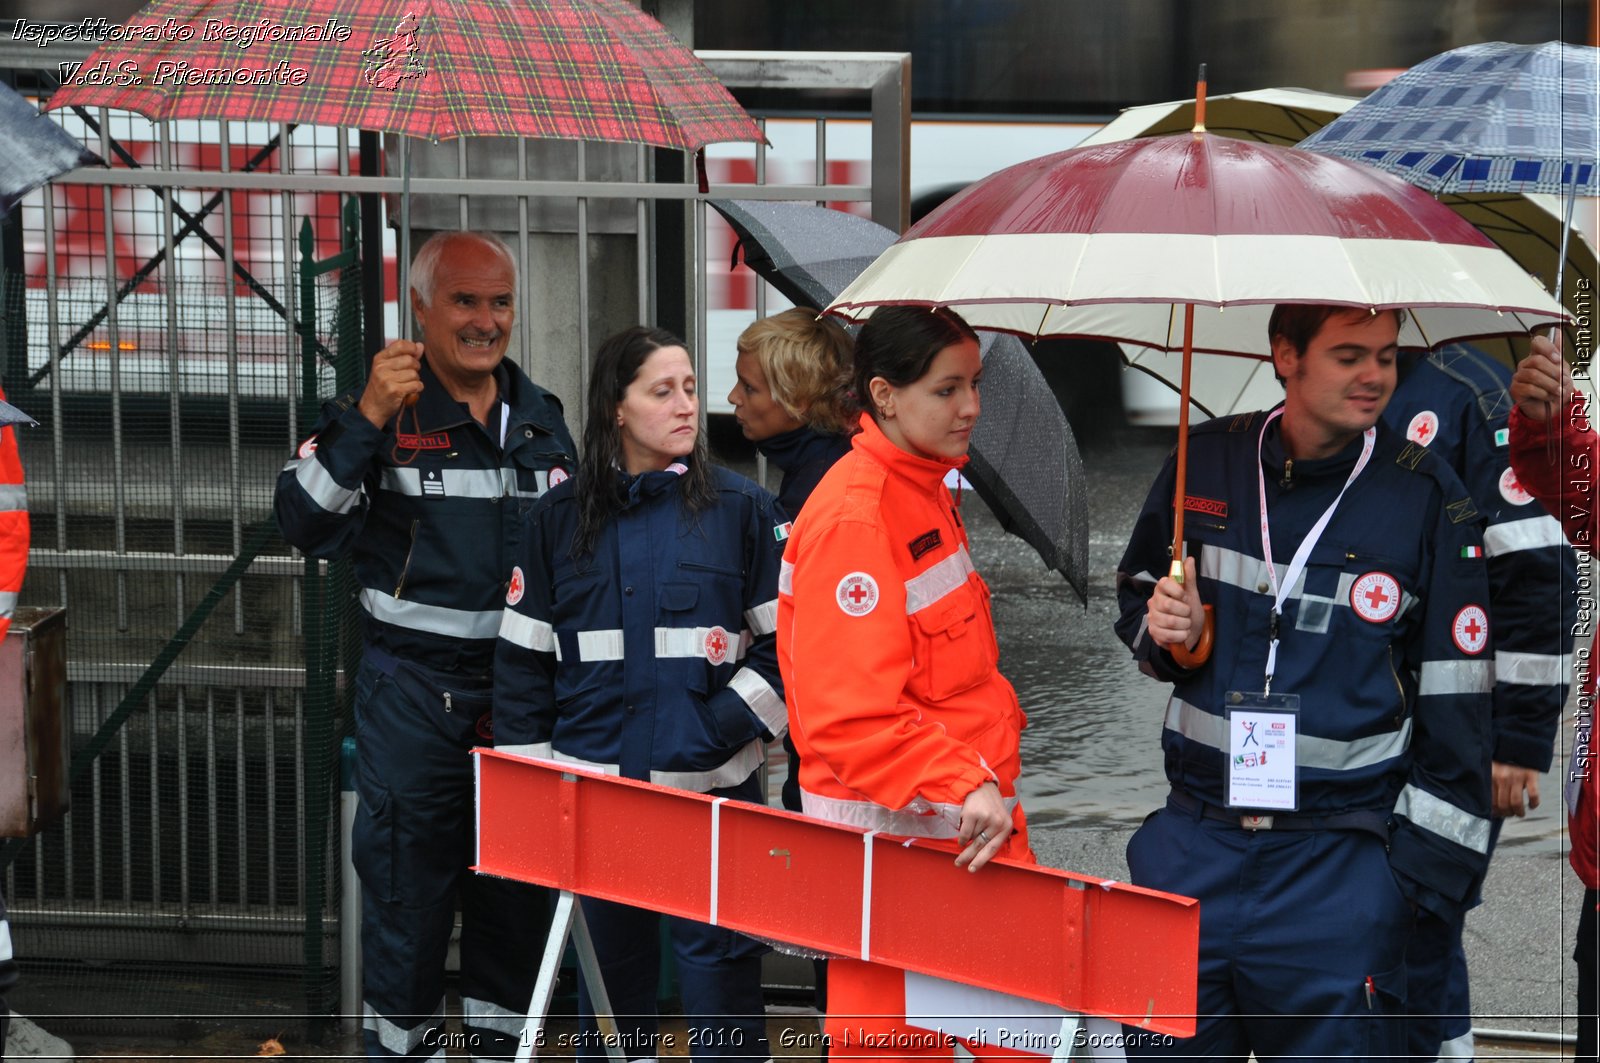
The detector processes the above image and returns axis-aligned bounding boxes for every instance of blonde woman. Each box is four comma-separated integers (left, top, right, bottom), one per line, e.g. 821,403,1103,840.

727,308,857,520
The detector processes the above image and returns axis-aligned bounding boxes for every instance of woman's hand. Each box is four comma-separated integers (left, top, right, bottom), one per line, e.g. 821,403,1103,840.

955,780,1011,872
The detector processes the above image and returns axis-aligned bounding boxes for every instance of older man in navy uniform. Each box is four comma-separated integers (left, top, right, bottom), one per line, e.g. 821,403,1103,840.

276,231,575,1060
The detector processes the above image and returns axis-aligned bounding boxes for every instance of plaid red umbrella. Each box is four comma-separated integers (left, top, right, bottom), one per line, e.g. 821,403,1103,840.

46,0,764,153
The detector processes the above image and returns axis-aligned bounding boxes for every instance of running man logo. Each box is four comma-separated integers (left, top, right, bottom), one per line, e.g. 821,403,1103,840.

362,12,424,90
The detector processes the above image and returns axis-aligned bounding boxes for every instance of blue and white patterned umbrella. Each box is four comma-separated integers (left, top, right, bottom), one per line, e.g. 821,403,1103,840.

1298,40,1597,197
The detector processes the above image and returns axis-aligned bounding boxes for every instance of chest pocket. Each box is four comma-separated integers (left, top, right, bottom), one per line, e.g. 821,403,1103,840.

909,577,998,703
1294,542,1414,636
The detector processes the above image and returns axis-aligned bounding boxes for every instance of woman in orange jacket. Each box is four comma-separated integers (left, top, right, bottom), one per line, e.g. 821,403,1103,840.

777,306,1032,1059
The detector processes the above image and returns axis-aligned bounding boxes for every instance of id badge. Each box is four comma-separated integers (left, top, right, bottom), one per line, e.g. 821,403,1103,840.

1224,692,1300,811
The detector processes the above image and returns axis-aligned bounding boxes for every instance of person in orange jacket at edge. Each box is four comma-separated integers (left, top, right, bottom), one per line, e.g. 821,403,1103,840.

1505,331,1599,1063
777,305,1035,1060
0,384,31,1059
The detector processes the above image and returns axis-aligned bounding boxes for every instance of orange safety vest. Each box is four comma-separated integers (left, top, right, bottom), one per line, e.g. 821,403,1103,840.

778,414,1028,855
0,386,28,641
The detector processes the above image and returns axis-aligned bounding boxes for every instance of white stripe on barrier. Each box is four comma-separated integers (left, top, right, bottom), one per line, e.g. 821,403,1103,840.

861,831,877,962
710,798,726,926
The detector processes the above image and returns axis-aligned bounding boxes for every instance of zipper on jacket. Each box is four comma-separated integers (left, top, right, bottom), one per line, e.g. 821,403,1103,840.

393,518,420,599
1280,459,1294,489
1385,646,1406,723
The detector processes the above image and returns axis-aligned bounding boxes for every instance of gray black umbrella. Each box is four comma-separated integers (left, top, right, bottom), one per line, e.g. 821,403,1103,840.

711,198,1090,602
0,399,37,428
0,83,101,216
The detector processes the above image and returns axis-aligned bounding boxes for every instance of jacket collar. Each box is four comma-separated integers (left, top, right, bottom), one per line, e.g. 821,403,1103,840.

619,458,690,506
756,424,849,473
1259,411,1370,482
852,412,967,491
413,358,562,438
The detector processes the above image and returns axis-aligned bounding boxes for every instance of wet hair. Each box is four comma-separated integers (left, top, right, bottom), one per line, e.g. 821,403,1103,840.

573,325,717,558
1268,304,1409,384
735,309,858,435
852,305,980,421
409,230,517,307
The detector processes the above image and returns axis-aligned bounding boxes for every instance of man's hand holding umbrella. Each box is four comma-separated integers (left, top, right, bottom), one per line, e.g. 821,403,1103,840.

357,340,424,429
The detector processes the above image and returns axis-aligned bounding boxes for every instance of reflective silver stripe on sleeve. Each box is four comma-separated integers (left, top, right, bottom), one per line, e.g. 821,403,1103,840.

779,558,794,595
0,483,27,510
904,547,975,614
1165,697,1412,771
1484,515,1566,556
460,996,528,1036
1417,658,1494,697
655,626,749,662
297,455,362,515
745,598,779,636
1393,782,1491,853
550,742,765,792
498,609,556,654
364,1001,445,1057
728,667,787,736
360,588,504,639
1494,650,1572,687
577,629,625,661
800,789,1020,838
0,917,11,963
0,590,16,621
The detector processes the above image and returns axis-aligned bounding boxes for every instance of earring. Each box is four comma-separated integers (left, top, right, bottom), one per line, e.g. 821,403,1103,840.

879,405,894,420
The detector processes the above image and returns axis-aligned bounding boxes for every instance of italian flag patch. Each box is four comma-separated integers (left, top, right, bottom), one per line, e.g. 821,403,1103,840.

1460,545,1484,558
773,522,792,543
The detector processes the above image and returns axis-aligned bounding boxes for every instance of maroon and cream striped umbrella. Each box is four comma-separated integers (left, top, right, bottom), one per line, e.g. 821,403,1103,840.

47,0,763,154
826,112,1566,659
827,131,1564,353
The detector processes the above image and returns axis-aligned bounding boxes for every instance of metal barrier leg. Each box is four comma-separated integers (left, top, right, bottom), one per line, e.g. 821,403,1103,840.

516,890,626,1063
340,737,361,1036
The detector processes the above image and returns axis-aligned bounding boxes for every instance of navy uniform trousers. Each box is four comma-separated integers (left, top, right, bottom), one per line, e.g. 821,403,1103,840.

1124,795,1412,1062
353,649,552,1060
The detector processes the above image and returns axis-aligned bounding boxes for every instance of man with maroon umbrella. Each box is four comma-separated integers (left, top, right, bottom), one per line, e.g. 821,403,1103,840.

1115,304,1495,1059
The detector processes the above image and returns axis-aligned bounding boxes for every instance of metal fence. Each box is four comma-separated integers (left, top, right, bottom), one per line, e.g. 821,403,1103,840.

0,49,908,1027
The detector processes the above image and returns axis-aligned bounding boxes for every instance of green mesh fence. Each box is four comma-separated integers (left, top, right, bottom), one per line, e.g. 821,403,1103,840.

0,194,366,1049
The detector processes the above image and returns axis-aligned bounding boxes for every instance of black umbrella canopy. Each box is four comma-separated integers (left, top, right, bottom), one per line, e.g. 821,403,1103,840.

710,199,1089,602
0,83,102,216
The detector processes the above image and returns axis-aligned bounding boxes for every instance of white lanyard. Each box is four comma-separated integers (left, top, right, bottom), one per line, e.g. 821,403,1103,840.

1255,409,1376,693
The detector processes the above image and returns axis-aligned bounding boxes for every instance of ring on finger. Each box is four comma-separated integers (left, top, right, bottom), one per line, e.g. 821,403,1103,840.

977,829,990,843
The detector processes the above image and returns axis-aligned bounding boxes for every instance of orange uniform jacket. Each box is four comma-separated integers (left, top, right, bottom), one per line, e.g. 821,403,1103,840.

777,414,1028,854
0,386,28,641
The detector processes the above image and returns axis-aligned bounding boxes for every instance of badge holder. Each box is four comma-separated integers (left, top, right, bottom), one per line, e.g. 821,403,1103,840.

1224,691,1300,812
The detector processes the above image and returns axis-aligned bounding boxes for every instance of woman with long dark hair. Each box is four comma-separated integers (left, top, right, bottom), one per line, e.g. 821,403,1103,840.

495,325,788,1063
777,305,1033,1060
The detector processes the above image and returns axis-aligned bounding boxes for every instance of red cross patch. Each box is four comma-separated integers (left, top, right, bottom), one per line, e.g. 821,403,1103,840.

836,572,880,617
297,435,318,460
1406,411,1439,446
1498,467,1532,506
704,625,730,665
548,466,569,488
1350,571,1401,623
1452,604,1490,655
506,566,525,606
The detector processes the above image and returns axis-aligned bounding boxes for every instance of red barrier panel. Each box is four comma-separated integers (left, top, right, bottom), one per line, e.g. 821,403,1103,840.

474,749,1198,1038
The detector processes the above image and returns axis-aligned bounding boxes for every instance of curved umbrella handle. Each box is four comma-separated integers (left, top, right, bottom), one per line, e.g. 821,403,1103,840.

1165,605,1214,668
